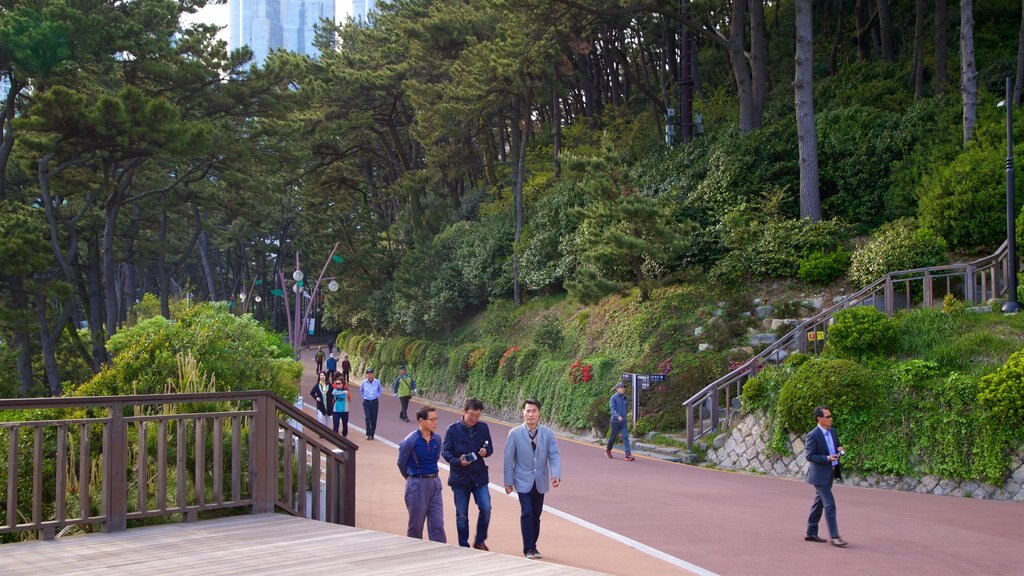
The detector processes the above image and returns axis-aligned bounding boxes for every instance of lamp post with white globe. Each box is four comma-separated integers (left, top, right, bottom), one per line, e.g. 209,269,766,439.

277,243,343,358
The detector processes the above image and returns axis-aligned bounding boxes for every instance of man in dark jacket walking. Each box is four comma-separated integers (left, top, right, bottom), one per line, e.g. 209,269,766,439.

441,398,493,550
606,382,634,461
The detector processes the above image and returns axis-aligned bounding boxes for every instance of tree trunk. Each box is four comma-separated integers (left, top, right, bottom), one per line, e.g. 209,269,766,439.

961,0,978,143
730,0,757,132
199,229,218,301
877,0,894,61
913,0,927,100
934,0,948,94
158,196,172,318
86,233,108,366
1015,0,1024,106
10,275,35,395
829,0,845,75
795,0,822,222
750,0,768,125
551,64,562,179
35,292,63,396
511,102,527,306
855,0,871,61
0,81,23,202
102,196,121,339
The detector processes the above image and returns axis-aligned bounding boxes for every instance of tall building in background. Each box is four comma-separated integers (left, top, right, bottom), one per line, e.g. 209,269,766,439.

350,0,376,23
231,0,335,66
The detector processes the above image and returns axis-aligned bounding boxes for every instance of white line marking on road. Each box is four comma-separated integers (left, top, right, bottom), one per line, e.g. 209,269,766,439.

354,424,719,576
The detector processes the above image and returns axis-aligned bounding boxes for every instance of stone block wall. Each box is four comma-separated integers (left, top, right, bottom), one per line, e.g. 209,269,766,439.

704,414,1024,502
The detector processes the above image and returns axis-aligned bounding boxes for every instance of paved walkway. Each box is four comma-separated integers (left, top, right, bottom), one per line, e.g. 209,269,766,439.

302,353,697,576
305,351,1024,576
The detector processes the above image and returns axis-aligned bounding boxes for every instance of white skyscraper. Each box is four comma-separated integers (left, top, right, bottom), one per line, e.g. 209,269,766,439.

350,0,376,23
231,0,335,66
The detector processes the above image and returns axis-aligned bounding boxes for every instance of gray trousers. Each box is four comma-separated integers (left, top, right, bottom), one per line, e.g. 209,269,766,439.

405,476,446,542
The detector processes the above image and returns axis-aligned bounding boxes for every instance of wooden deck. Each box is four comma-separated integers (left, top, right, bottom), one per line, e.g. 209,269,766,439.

0,514,610,575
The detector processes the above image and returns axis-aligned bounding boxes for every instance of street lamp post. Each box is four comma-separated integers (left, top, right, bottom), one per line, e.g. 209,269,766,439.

277,243,342,359
1000,77,1020,313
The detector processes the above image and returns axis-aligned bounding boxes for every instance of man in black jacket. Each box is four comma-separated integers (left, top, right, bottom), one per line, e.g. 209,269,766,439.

441,398,494,550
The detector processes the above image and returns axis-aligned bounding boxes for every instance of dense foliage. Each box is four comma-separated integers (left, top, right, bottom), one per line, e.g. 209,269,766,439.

76,302,300,400
742,308,1024,484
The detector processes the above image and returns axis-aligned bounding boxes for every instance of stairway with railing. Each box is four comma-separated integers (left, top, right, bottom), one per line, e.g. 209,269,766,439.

683,240,1016,449
0,391,356,541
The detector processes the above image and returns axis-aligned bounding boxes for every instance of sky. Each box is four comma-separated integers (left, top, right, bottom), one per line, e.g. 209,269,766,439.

182,1,353,45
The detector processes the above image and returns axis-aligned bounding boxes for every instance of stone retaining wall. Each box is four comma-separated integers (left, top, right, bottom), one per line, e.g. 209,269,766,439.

703,414,1024,502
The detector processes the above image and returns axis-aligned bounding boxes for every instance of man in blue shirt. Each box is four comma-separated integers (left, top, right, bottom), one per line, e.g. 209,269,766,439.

360,368,382,440
804,406,847,547
606,382,634,461
325,353,338,382
441,398,493,550
397,406,446,542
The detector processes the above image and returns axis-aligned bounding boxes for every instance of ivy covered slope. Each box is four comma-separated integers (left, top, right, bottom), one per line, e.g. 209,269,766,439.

742,306,1024,485
340,282,766,432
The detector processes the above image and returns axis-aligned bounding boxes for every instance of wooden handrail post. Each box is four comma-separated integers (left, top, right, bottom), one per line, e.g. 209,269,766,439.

252,394,278,514
884,276,894,315
966,264,976,303
105,401,127,532
334,449,356,526
685,404,694,450
924,270,933,307
709,387,720,433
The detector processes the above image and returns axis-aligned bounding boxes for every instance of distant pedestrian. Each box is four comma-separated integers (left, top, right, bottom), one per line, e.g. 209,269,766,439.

341,355,352,383
606,382,634,461
327,337,335,355
442,398,493,550
310,372,330,427
504,398,561,560
397,406,446,543
804,406,848,547
314,347,325,374
331,380,350,436
325,353,338,382
393,365,417,422
360,368,382,440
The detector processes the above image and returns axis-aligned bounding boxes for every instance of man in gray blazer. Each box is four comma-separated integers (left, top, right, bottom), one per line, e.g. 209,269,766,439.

504,398,561,560
804,406,848,547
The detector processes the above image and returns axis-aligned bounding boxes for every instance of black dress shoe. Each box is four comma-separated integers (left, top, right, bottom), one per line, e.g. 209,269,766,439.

804,535,827,543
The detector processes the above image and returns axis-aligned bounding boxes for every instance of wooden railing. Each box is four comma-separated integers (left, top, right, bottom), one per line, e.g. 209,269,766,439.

0,391,357,541
683,241,1013,448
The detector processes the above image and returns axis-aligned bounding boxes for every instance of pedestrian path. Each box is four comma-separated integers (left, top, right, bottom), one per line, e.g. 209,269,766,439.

300,351,701,576
308,348,1024,576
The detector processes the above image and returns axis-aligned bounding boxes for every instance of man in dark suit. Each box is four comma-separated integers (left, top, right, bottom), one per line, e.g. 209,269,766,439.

804,406,848,547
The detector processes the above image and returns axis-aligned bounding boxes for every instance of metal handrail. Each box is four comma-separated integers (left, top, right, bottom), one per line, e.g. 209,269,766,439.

683,241,1011,448
0,391,357,541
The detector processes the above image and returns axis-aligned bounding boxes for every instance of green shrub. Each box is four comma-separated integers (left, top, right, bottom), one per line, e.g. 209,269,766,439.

784,352,812,368
942,293,966,315
776,357,881,434
797,249,851,284
533,317,564,353
848,219,947,286
513,348,542,378
77,303,299,400
917,142,1019,250
978,349,1024,425
712,213,850,281
824,306,899,360
741,365,791,415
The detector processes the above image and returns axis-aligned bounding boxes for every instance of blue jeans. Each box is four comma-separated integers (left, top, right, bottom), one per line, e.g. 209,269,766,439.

606,420,631,455
452,484,491,547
